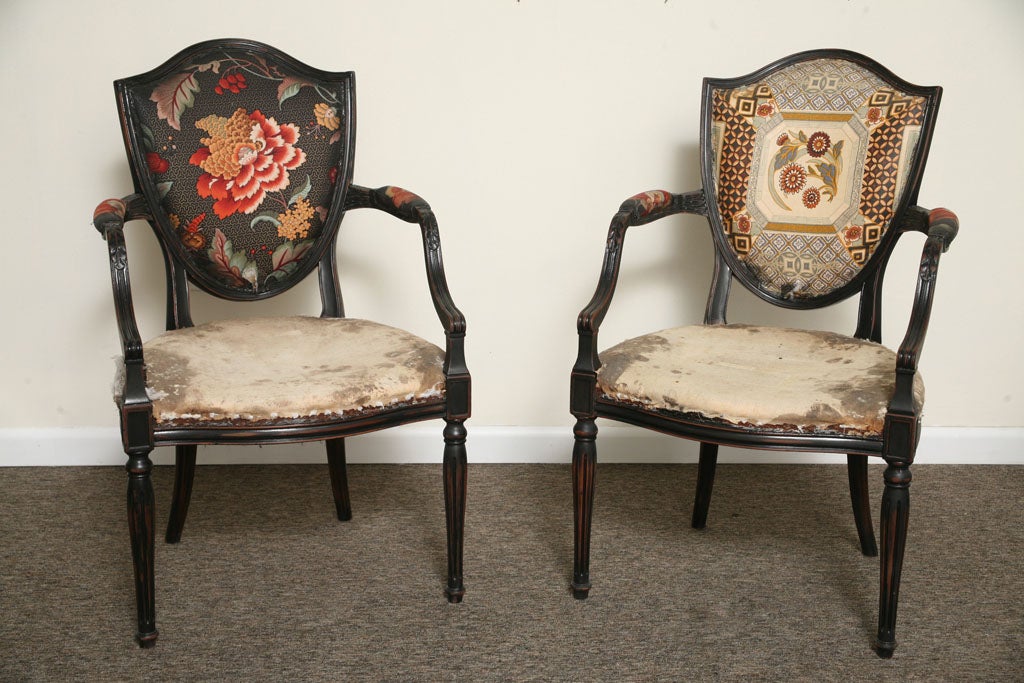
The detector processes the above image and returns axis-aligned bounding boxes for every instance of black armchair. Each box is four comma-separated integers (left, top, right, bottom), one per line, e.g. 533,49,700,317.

569,50,957,657
94,39,470,646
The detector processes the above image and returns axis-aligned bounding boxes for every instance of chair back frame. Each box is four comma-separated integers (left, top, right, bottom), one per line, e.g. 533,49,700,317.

699,49,942,320
115,38,356,323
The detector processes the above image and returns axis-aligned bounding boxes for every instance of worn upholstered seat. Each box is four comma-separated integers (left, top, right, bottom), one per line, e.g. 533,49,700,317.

569,50,958,658
597,325,924,436
94,39,470,647
117,317,445,426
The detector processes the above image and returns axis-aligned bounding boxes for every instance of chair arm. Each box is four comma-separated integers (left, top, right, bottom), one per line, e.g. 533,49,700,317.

343,185,470,418
577,189,707,336
93,195,150,408
570,190,706,416
343,184,466,335
889,207,959,414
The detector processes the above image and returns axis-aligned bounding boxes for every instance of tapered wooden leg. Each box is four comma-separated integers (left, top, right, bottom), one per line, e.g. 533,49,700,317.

572,418,597,599
691,442,718,529
127,451,158,647
875,463,911,658
165,445,197,543
443,420,467,603
847,454,878,557
326,438,353,521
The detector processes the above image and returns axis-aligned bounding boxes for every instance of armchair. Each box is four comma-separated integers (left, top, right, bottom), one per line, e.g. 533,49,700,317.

569,50,956,657
94,39,470,647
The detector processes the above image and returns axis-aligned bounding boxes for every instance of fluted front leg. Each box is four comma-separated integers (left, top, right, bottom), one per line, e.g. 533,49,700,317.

847,454,878,556
326,438,353,521
691,442,719,529
572,418,597,599
165,445,197,543
127,451,158,647
875,463,911,658
443,420,467,603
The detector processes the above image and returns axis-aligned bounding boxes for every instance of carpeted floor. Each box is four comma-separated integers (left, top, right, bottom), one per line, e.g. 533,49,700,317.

0,462,1020,681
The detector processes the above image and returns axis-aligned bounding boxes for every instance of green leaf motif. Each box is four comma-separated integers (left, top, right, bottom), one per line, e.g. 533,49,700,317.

156,181,173,200
288,175,312,205
266,262,299,283
250,212,281,229
277,77,313,107
228,251,248,273
141,124,156,153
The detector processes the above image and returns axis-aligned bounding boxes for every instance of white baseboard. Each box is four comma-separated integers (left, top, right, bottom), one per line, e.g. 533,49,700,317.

1,425,1021,466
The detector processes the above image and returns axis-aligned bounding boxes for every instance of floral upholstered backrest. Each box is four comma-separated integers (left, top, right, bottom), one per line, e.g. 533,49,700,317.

117,40,355,299
703,51,939,304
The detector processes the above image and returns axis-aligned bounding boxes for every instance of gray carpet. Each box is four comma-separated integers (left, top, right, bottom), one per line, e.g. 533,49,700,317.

0,462,1021,681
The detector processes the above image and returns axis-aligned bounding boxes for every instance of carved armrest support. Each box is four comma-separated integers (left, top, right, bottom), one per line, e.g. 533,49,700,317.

577,189,706,336
94,195,151,410
888,207,958,415
571,189,706,417
342,184,469,417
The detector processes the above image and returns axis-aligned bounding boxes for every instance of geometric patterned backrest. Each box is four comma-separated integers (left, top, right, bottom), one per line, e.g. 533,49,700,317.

116,39,355,300
704,51,939,303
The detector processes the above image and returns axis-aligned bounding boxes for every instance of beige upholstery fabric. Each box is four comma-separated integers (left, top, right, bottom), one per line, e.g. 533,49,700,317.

597,324,923,436
114,316,445,426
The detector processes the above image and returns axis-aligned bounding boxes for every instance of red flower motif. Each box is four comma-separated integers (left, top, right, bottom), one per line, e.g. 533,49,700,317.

757,103,774,117
807,131,831,158
779,164,806,194
329,167,338,185
867,107,882,125
146,152,170,174
737,214,751,233
802,187,821,209
776,133,789,146
190,108,306,219
844,225,863,243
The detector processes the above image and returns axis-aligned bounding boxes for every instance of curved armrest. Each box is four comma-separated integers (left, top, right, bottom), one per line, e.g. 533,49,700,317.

888,207,959,415
343,184,466,334
93,195,150,408
577,189,706,335
343,184,470,418
570,189,706,417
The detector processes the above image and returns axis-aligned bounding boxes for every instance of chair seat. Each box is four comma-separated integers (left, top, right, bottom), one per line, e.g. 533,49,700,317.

114,316,445,426
597,324,924,436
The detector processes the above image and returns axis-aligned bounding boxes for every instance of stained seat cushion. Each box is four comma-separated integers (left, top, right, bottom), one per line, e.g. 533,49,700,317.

114,316,445,426
597,324,924,436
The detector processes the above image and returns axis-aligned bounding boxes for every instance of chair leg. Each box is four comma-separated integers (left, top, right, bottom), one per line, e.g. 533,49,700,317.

875,463,911,658
691,442,718,529
847,454,878,557
165,445,197,543
443,420,467,603
326,438,353,521
126,451,158,647
571,418,597,599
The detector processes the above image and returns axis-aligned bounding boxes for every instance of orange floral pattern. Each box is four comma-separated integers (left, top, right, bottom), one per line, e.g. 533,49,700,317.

190,108,306,219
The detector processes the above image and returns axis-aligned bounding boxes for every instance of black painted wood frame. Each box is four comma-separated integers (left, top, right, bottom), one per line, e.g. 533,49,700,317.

569,49,958,658
93,39,470,648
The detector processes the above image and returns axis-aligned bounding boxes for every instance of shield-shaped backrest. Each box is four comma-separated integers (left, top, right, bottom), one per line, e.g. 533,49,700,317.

702,51,940,305
116,39,355,299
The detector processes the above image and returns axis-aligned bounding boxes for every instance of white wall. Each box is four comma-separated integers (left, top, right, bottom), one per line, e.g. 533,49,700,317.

1,0,1021,443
